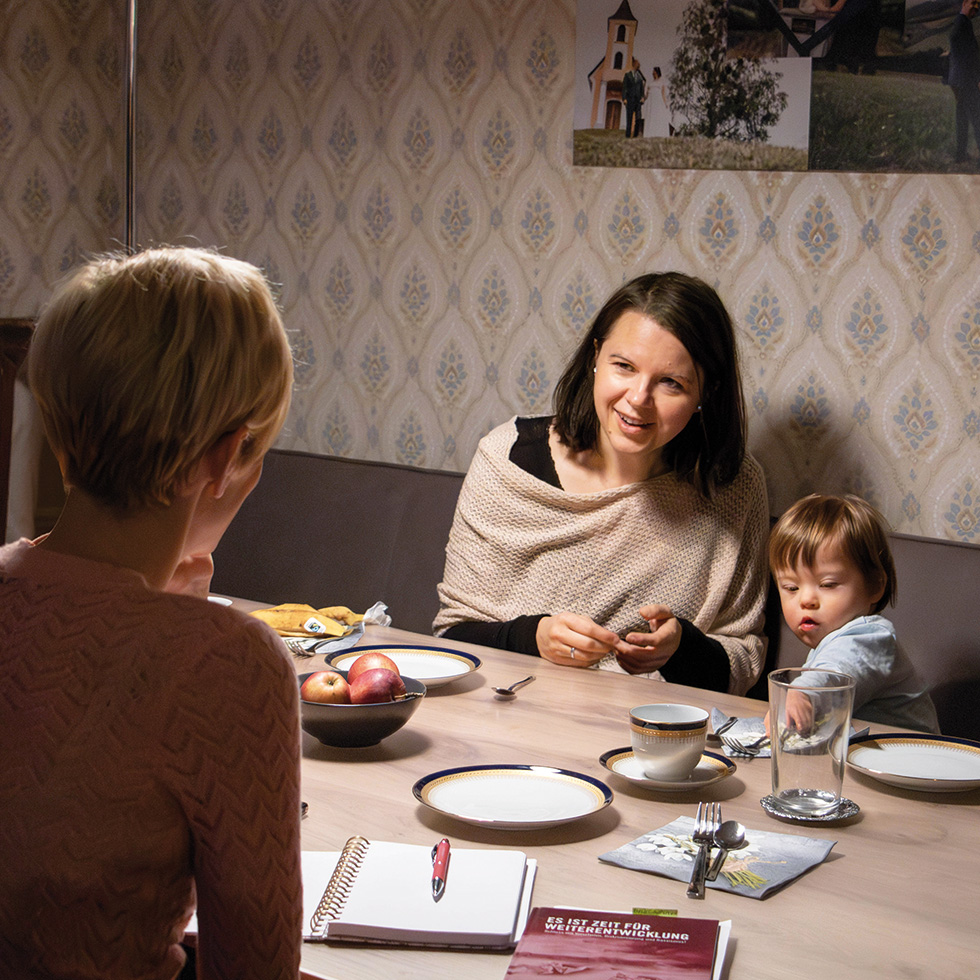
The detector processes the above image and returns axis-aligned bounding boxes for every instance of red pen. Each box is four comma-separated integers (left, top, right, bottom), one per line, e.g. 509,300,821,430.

431,838,451,901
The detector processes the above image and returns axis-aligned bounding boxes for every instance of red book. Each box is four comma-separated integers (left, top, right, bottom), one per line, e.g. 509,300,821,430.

505,906,725,979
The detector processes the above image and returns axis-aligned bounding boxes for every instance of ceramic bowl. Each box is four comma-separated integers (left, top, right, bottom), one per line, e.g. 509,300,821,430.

298,670,425,747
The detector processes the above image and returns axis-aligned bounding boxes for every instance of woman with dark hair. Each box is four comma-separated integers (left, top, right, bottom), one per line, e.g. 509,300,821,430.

433,272,769,695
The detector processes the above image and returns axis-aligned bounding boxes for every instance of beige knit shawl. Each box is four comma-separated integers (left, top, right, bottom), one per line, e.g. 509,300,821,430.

434,418,769,695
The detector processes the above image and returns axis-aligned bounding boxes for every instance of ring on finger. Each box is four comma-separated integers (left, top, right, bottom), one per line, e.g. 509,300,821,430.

569,647,577,660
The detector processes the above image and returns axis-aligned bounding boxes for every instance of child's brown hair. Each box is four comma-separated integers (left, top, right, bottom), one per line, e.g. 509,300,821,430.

768,494,896,613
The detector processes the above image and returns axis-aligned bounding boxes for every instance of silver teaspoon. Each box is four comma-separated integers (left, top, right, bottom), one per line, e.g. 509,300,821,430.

707,820,747,881
491,675,535,700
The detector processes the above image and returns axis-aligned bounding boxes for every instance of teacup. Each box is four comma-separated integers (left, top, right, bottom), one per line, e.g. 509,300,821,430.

629,703,708,780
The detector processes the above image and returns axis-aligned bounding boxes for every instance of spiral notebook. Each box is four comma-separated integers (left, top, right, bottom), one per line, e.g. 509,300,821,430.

304,837,537,948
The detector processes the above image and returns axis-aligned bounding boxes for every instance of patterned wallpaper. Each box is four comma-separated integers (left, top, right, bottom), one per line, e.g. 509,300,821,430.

0,0,125,314
4,0,980,542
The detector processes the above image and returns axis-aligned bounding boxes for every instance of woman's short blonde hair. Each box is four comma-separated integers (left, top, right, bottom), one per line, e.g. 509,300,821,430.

768,494,896,613
29,246,293,511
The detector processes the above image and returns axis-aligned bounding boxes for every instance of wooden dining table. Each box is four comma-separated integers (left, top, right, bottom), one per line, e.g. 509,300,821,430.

229,605,980,980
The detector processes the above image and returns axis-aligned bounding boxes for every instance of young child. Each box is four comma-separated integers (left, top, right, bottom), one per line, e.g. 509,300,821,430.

766,494,939,734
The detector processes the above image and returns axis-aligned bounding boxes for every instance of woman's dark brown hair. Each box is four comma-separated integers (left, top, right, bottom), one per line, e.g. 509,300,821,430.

552,271,746,496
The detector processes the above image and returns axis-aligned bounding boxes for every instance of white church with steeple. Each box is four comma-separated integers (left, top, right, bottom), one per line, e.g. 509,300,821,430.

587,0,639,130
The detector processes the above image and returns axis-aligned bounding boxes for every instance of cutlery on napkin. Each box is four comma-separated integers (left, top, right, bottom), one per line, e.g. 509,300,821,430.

709,708,771,757
709,709,871,759
599,816,837,899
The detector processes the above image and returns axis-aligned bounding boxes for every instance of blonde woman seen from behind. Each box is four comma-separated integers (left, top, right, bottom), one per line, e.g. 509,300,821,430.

0,247,303,980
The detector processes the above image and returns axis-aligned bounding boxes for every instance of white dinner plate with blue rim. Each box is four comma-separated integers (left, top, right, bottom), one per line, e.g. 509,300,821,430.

412,764,613,830
846,732,980,792
327,644,481,688
599,747,736,791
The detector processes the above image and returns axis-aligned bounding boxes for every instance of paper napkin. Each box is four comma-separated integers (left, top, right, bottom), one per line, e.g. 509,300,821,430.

711,707,771,757
598,816,836,899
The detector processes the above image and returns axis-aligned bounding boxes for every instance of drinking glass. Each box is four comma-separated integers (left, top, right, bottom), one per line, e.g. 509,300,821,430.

768,668,855,817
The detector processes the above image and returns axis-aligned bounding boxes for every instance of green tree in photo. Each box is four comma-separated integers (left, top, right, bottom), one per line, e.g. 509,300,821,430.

670,0,787,142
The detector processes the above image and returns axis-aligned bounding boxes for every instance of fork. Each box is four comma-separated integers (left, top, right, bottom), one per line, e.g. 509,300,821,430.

284,637,323,657
719,732,770,757
687,802,720,899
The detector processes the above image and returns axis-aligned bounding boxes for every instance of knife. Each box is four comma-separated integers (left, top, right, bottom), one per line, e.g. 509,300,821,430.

686,839,711,899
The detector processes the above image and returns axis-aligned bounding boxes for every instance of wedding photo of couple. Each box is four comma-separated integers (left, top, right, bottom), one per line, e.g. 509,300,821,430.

575,0,979,173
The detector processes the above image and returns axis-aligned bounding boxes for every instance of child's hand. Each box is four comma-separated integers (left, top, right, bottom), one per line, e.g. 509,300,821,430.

767,690,816,736
784,689,815,734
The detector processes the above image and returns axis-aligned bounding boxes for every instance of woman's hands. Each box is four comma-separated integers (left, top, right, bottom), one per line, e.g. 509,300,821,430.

536,603,683,674
536,613,617,667
613,604,681,674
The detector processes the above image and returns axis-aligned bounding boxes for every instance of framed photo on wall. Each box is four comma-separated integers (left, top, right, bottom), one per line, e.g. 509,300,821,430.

573,0,977,173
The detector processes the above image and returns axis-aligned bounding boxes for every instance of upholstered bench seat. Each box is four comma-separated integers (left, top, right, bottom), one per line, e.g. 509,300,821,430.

212,449,464,636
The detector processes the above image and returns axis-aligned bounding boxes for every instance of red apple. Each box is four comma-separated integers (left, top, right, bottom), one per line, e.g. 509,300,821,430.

301,670,351,704
349,667,407,704
347,651,400,683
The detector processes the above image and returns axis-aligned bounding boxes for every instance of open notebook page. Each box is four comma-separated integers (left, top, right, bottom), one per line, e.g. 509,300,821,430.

308,841,533,947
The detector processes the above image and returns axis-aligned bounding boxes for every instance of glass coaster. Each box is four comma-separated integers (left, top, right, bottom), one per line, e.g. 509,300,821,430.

760,795,860,823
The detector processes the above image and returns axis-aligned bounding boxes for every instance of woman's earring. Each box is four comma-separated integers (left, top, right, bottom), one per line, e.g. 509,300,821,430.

593,367,597,374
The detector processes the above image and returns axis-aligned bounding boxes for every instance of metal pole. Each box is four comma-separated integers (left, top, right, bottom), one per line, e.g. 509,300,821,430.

125,0,138,251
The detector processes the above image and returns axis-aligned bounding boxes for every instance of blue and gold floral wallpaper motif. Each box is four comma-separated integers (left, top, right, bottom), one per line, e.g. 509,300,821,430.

3,0,980,542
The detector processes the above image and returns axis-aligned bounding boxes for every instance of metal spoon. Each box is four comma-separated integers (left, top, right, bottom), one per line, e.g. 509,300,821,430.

491,675,535,700
707,819,747,881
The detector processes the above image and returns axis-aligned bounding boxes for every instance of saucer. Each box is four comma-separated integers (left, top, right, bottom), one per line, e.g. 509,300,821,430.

599,747,735,791
760,795,860,823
